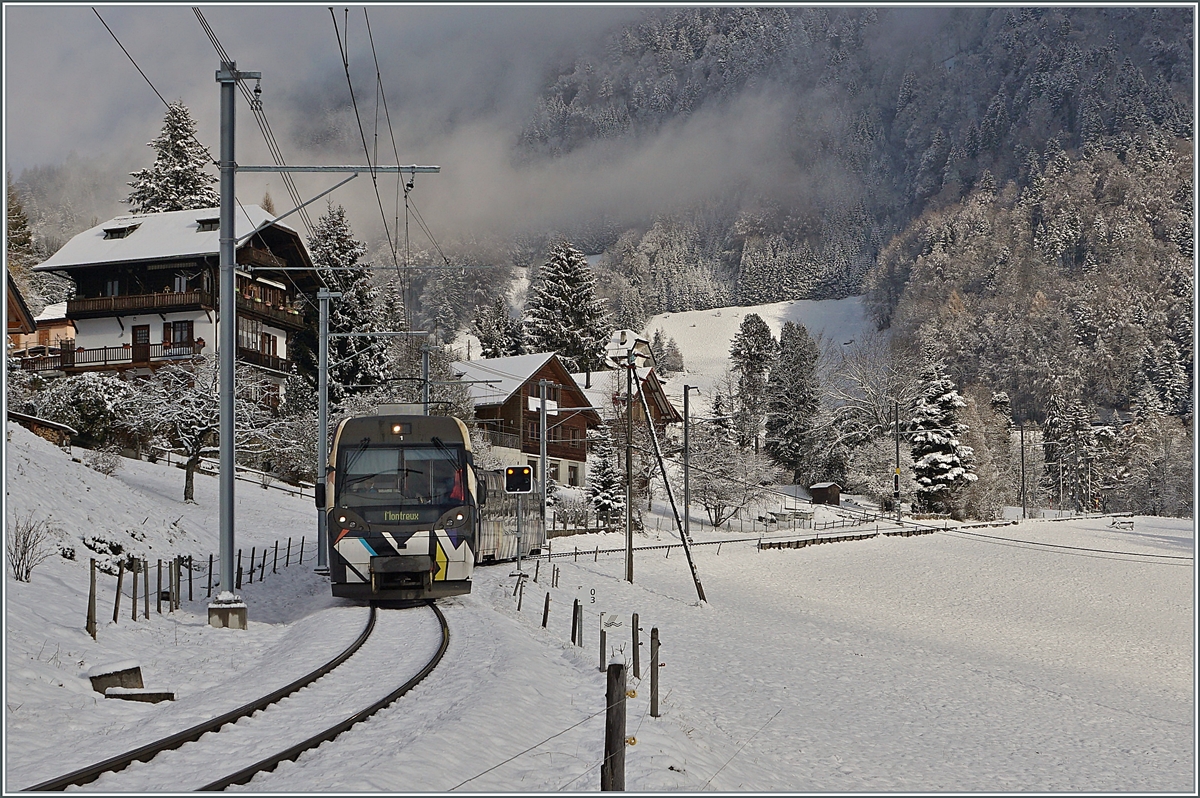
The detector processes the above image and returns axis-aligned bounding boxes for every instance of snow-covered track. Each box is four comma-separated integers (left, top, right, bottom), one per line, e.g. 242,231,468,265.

25,606,378,792
199,602,449,791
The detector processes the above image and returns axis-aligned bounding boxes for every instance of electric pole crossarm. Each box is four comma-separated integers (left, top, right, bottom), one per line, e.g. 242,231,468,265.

236,172,359,244
236,165,440,173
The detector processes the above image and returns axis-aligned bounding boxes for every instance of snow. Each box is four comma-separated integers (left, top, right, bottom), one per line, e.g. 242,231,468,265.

4,350,1196,791
84,660,140,679
642,296,871,407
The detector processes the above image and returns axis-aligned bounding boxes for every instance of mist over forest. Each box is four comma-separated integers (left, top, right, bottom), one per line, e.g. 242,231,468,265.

10,5,1193,424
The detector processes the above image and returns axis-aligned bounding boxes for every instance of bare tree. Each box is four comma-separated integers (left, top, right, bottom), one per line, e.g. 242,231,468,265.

6,512,57,582
816,331,920,450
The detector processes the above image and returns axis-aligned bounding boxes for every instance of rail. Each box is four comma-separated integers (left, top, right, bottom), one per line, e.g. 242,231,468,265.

27,607,379,791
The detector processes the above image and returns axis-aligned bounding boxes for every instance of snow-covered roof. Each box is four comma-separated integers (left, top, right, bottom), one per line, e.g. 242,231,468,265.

34,205,296,271
34,302,67,322
450,352,557,407
810,482,841,489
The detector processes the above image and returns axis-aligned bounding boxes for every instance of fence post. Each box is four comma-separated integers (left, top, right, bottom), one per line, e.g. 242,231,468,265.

576,597,585,648
131,560,139,621
574,546,578,562
299,537,305,565
576,602,584,647
248,547,256,584
188,556,193,601
650,627,660,718
260,548,267,581
207,553,214,597
632,613,640,680
112,561,125,625
176,557,182,610
594,546,599,562
286,537,292,567
236,549,243,586
273,541,279,574
157,560,163,613
542,592,551,628
533,558,540,583
601,662,627,791
87,559,97,639
143,560,149,618
517,578,525,612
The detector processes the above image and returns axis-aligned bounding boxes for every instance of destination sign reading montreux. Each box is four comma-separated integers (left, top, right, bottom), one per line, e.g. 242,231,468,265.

383,511,423,522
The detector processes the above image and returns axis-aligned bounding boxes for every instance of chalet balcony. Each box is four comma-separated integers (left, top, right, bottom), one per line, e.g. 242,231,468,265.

235,346,291,374
67,290,214,319
236,295,306,331
20,340,207,372
480,427,522,451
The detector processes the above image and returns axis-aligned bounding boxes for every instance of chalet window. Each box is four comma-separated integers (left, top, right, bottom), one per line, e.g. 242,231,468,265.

197,218,220,232
173,275,188,293
102,224,140,240
104,279,119,297
526,421,540,442
549,461,560,482
527,460,538,478
237,316,264,351
568,465,579,487
527,382,559,402
260,332,277,357
165,321,194,347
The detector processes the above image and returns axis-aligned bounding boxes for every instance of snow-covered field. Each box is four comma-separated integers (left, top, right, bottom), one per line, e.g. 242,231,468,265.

644,297,870,406
3,421,1194,792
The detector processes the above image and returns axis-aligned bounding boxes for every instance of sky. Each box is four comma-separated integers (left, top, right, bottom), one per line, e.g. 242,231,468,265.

3,3,810,245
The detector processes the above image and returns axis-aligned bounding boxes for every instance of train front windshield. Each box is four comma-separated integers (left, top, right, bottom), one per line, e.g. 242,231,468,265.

338,445,466,522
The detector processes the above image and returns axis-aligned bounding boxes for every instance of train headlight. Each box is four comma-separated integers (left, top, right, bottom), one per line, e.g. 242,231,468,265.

338,515,347,524
455,513,464,522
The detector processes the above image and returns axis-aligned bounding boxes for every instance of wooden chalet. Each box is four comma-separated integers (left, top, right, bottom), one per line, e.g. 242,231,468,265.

452,352,602,488
571,366,683,430
6,272,36,337
28,205,319,388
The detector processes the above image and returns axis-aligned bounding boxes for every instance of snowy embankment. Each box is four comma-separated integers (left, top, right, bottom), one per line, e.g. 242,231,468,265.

4,421,1195,791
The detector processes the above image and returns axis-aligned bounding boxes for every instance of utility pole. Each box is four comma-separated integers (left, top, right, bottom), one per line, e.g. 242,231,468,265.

314,290,340,574
625,351,635,584
1020,423,1027,520
894,399,901,523
539,379,549,539
683,386,699,544
211,61,258,628
422,344,430,415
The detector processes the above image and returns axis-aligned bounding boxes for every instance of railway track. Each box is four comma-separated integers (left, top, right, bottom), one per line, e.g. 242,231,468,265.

28,602,449,792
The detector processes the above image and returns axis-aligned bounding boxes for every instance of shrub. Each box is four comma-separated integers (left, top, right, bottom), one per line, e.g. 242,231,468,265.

83,445,122,476
6,512,57,582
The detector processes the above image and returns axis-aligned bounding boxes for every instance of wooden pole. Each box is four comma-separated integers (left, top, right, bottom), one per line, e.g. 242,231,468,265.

576,602,584,647
542,592,551,628
571,598,580,645
248,546,256,584
533,558,540,583
517,579,525,612
131,560,139,621
188,556,193,601
143,560,149,618
87,559,97,639
207,553,214,597
299,536,304,565
273,541,279,574
236,549,243,588
601,662,627,791
632,613,640,680
260,548,267,581
112,561,125,624
157,559,163,613
286,537,291,567
650,627,660,717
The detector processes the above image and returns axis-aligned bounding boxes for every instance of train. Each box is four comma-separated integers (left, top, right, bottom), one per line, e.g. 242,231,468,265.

324,411,545,602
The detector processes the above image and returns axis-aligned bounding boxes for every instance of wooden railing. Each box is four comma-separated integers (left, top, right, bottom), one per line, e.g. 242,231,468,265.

235,347,291,373
480,428,521,450
236,295,305,330
68,290,214,317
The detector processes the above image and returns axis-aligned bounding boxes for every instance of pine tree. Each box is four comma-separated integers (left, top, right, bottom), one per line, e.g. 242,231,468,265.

909,360,977,516
764,321,820,482
524,242,611,371
299,203,388,405
472,296,524,358
660,336,685,373
126,103,219,213
728,313,778,448
6,175,37,301
587,423,625,526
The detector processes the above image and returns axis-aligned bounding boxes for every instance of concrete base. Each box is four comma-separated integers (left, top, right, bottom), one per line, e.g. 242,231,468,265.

208,603,248,629
89,666,143,694
105,689,175,703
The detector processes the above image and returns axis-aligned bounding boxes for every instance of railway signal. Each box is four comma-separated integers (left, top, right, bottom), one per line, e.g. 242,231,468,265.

505,466,534,494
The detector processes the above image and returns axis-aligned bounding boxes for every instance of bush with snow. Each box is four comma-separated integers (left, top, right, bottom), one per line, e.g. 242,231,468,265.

82,444,122,477
6,512,58,582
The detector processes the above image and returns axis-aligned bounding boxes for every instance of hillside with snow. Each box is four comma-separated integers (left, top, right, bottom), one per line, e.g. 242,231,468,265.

3,420,1194,792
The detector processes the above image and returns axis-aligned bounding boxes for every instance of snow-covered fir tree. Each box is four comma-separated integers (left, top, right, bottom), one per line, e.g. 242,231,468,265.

763,321,820,482
472,296,524,358
126,103,219,213
728,313,778,449
6,175,36,293
909,360,977,516
587,423,625,527
302,203,389,405
524,242,611,372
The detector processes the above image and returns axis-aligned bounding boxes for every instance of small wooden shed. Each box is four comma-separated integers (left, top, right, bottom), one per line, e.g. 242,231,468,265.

809,482,841,506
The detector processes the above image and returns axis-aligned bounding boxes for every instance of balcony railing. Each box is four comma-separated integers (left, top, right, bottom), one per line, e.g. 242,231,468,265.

68,290,214,318
235,347,291,373
481,428,522,451
236,295,306,330
20,340,207,371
